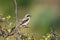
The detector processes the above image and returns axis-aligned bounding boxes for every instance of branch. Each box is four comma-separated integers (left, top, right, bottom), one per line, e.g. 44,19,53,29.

14,0,21,40
14,0,18,31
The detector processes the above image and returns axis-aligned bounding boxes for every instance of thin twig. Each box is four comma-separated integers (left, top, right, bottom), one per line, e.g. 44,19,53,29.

14,0,18,32
14,0,21,40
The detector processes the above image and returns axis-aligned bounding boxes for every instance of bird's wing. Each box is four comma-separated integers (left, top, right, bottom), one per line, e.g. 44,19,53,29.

20,18,29,25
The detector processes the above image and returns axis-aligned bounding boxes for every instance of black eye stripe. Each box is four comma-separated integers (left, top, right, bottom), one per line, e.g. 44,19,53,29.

27,15,30,17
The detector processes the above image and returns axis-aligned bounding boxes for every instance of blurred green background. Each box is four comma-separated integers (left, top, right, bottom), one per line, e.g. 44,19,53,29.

0,0,60,40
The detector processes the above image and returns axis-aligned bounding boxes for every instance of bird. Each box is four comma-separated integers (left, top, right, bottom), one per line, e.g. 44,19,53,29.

20,14,31,28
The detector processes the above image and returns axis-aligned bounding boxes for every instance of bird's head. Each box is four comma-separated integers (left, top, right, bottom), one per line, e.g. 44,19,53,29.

25,14,31,18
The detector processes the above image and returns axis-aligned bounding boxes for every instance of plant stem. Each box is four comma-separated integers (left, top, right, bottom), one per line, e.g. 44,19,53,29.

14,0,20,40
14,0,18,31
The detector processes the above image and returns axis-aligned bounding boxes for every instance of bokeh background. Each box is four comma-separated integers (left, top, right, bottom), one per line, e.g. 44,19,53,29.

0,0,60,40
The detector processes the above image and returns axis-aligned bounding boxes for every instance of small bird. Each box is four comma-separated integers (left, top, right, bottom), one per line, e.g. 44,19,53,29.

20,14,31,28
